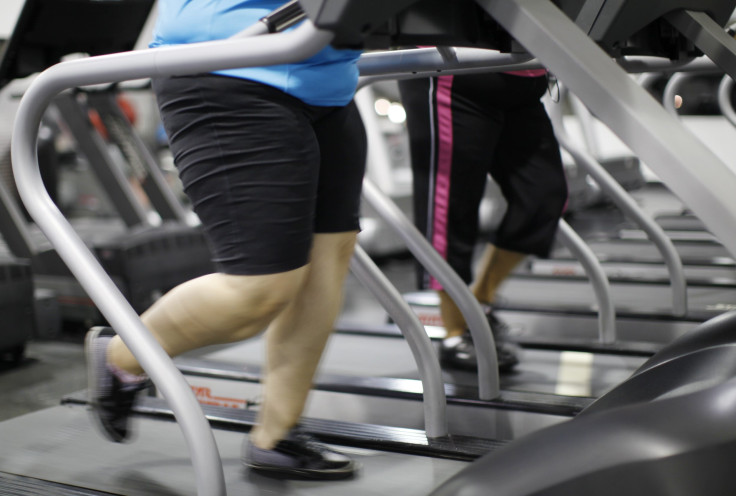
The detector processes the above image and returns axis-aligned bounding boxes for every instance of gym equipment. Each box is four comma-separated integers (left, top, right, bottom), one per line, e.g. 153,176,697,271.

0,0,215,324
5,1,736,495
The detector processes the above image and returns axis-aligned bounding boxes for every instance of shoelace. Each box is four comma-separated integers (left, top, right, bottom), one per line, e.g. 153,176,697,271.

291,430,330,457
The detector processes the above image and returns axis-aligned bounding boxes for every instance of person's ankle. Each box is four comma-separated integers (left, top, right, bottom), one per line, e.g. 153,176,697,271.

249,427,285,451
443,329,466,340
108,363,148,385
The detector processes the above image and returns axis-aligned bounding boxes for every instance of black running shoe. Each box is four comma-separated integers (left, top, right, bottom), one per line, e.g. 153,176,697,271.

439,333,519,372
483,305,512,339
85,327,150,443
439,307,520,372
243,428,358,480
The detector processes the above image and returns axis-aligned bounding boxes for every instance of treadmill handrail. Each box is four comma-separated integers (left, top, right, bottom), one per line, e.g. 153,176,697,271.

555,219,618,343
358,46,538,80
350,245,448,437
11,21,333,496
361,178,501,400
662,71,720,116
551,87,688,318
356,47,720,86
717,74,736,129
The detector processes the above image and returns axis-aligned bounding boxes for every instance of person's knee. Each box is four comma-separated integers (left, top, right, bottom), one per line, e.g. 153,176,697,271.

312,231,358,266
219,268,307,320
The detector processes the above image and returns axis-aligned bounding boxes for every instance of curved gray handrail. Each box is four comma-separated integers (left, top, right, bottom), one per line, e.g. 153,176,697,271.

350,245,448,437
618,55,717,74
558,88,688,317
717,75,736,128
356,49,719,87
361,178,500,400
358,47,539,86
662,72,699,115
555,219,616,343
545,96,616,340
11,22,333,496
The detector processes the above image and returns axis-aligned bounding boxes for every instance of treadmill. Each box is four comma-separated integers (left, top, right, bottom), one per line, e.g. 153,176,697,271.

527,81,736,286
536,71,736,285
0,0,215,325
4,0,736,495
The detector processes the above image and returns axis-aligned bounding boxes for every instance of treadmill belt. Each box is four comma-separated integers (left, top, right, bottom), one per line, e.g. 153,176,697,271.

496,276,736,318
0,405,468,496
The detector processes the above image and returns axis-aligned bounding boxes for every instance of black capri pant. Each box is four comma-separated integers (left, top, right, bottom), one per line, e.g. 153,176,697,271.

399,72,568,289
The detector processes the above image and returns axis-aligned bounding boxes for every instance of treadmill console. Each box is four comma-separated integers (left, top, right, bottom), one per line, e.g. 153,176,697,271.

298,0,515,51
578,0,736,58
299,0,736,59
0,0,155,89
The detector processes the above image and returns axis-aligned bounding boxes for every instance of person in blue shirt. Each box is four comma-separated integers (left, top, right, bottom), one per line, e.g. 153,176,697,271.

85,0,366,480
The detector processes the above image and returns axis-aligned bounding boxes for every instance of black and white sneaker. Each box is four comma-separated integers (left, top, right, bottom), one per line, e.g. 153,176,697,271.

85,327,150,443
243,428,357,480
439,333,520,372
439,307,520,372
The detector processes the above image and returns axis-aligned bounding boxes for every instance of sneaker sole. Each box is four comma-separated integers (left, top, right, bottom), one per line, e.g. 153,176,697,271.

245,461,358,480
85,326,126,443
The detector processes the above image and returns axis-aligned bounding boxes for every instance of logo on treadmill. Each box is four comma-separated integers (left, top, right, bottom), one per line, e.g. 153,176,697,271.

190,385,247,409
415,313,444,327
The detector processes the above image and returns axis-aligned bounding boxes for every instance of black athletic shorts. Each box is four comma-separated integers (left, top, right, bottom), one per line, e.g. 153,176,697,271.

152,74,367,275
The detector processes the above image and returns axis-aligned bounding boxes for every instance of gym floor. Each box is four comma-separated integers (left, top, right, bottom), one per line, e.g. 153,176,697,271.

0,337,87,422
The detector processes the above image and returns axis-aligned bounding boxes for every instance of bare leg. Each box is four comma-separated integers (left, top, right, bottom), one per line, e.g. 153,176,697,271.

107,268,308,375
471,244,526,305
438,244,526,337
438,290,467,339
249,231,358,449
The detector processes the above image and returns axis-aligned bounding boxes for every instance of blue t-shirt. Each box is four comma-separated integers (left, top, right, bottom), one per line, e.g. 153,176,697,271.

149,0,361,106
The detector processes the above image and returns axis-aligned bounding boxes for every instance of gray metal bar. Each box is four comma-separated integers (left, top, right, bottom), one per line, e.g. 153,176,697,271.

11,22,333,496
358,48,719,85
555,219,616,343
0,86,36,258
436,46,459,63
478,0,736,262
349,245,448,438
618,55,717,74
357,47,539,86
717,75,736,127
52,92,150,228
358,50,720,90
665,10,736,80
361,178,500,400
87,91,190,224
0,178,35,259
546,99,616,340
550,89,687,319
662,72,707,116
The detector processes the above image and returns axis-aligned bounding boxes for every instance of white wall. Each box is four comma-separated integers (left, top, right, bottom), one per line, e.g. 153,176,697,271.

0,0,24,39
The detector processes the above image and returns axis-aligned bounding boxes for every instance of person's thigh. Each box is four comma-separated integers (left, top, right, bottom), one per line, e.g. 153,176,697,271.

311,100,366,234
153,74,321,275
